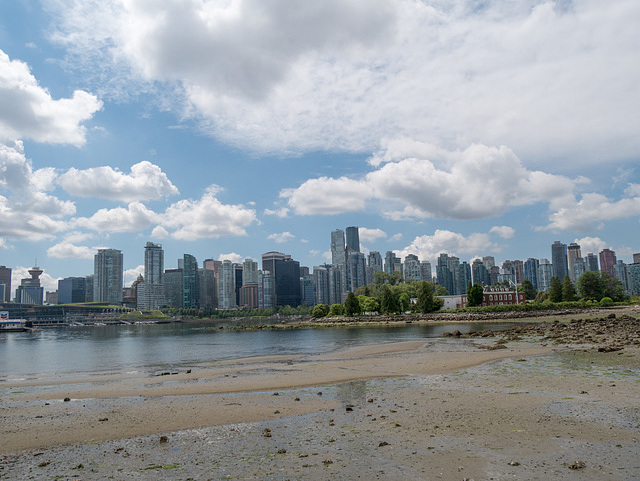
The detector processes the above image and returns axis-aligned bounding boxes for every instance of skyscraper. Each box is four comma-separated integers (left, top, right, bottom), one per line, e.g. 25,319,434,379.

0,265,11,302
94,249,123,304
599,248,616,278
330,229,347,301
58,277,87,304
537,259,553,292
16,266,44,305
163,269,183,308
524,258,539,289
218,260,236,309
242,258,258,285
403,254,421,281
262,251,301,307
551,241,568,281
182,254,199,309
567,242,582,283
585,253,599,272
139,242,165,310
345,226,360,253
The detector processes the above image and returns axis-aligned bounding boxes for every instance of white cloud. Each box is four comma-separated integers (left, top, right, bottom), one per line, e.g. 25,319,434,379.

150,226,169,239
58,161,179,201
359,227,387,243
263,207,290,218
543,193,640,232
49,1,640,165
283,143,575,220
396,229,501,265
75,202,160,233
281,176,371,215
47,242,95,259
574,236,608,256
124,265,144,286
267,231,295,244
162,186,256,240
390,233,403,242
0,49,102,145
0,142,75,240
490,226,515,239
218,253,243,264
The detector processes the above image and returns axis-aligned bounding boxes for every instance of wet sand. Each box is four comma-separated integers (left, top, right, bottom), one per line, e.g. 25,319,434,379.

1,336,639,480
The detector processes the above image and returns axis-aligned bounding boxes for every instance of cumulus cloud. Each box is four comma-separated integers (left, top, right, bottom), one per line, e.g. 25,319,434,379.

124,265,144,286
162,186,256,240
47,242,95,259
75,202,160,232
263,207,290,218
359,227,387,243
58,161,179,201
49,1,640,164
283,143,575,220
218,252,243,264
490,226,515,239
0,142,75,240
542,193,640,232
395,229,502,265
574,236,608,255
267,231,294,244
0,49,102,145
280,176,371,215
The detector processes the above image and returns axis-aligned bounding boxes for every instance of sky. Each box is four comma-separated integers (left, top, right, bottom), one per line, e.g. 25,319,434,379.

1,0,639,294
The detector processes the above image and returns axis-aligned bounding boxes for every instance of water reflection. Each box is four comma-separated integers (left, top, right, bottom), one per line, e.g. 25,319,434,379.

0,321,516,379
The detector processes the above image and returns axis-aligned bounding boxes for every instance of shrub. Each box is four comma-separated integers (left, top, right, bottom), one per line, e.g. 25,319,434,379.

599,297,613,307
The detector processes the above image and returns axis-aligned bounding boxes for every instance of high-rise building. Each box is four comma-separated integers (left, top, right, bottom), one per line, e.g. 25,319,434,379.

472,260,490,286
482,256,495,270
613,261,630,295
628,262,640,296
16,266,44,305
421,261,432,282
300,274,314,306
436,253,454,295
313,266,331,305
239,282,258,308
524,258,539,290
567,242,582,284
139,242,165,310
262,252,301,307
0,265,11,302
460,261,472,294
346,251,366,293
94,249,123,304
345,226,360,253
599,248,617,278
258,271,275,309
366,251,383,285
218,260,236,309
384,251,401,275
634,253,640,264
403,254,421,281
448,256,461,295
242,259,258,285
551,241,569,281
182,254,199,309
585,253,599,272
58,277,87,304
163,269,183,308
198,268,216,308
331,230,346,266
537,259,553,292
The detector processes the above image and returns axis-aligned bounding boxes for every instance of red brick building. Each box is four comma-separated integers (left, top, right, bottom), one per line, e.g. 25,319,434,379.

461,285,524,308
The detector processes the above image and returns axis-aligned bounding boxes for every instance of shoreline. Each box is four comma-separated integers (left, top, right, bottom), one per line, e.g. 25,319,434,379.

1,340,551,454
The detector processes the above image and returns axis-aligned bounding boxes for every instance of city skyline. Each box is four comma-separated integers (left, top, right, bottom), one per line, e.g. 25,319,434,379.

1,2,639,294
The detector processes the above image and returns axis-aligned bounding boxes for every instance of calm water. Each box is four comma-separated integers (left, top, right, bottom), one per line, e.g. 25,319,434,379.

0,321,513,380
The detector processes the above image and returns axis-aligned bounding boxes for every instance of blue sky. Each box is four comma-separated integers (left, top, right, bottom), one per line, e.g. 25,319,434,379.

1,0,639,294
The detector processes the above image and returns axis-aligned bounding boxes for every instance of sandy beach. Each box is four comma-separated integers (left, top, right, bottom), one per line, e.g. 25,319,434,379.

1,314,640,480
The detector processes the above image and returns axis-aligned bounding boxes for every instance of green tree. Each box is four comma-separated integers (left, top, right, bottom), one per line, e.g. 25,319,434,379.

416,281,435,313
311,304,330,318
344,292,361,317
434,285,449,296
358,295,380,314
398,291,410,313
380,285,401,314
600,272,626,302
577,271,603,301
561,275,577,301
534,290,549,303
328,303,345,316
549,276,563,302
467,283,484,307
519,279,537,301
